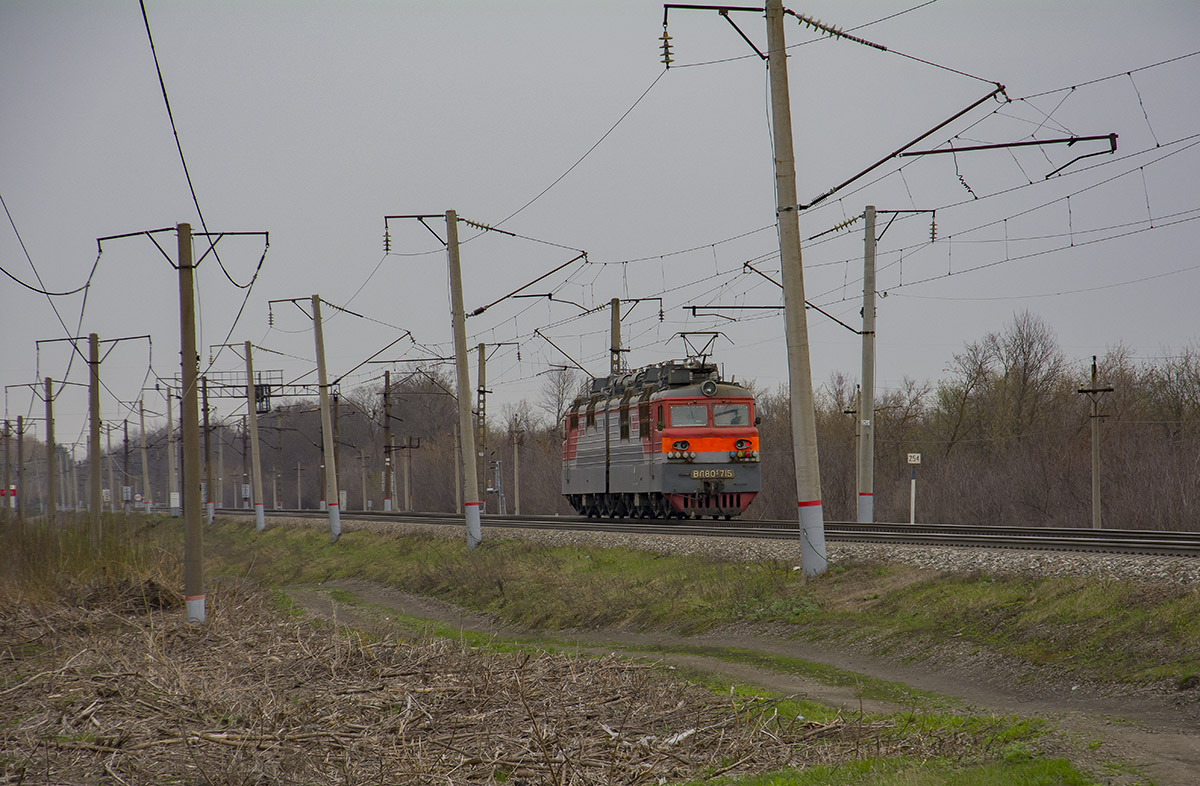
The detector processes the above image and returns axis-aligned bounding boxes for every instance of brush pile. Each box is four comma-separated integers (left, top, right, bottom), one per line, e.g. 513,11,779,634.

3,579,965,784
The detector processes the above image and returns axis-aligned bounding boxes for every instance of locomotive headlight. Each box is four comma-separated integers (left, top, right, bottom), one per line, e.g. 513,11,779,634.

735,438,752,450
673,440,690,452
688,451,696,460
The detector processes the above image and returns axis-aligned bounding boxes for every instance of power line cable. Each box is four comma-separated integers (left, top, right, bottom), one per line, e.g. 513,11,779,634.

496,69,668,228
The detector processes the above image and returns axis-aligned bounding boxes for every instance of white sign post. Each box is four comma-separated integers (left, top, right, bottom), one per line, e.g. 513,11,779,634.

907,453,921,524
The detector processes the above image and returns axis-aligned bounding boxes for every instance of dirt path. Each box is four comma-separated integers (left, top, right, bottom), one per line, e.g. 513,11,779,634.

288,578,1200,785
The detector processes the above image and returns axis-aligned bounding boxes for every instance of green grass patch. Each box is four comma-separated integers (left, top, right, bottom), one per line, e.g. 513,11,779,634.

644,643,953,710
210,522,1199,686
194,519,1200,689
708,756,1098,786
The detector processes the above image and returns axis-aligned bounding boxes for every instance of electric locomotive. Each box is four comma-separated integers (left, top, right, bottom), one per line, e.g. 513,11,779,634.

562,358,760,519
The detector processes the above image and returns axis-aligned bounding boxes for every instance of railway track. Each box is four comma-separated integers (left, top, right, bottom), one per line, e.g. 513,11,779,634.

220,508,1200,558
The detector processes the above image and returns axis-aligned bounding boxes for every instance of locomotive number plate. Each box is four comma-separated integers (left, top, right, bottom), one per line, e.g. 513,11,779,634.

691,469,734,479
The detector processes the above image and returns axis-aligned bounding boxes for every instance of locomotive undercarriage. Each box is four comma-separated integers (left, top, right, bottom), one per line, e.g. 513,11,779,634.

567,490,750,520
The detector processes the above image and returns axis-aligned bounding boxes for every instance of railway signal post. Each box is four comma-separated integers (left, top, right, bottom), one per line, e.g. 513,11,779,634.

1078,357,1114,530
908,453,921,525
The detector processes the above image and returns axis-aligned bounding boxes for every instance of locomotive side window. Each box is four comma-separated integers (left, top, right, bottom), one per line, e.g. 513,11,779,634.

638,400,650,438
670,404,708,427
713,404,749,426
656,405,664,431
619,405,630,440
568,412,579,431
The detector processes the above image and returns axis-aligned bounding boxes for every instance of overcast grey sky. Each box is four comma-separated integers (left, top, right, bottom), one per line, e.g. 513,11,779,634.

3,1,1199,450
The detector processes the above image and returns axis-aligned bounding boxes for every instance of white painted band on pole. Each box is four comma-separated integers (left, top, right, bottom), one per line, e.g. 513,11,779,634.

798,501,827,577
206,501,214,525
255,502,265,532
328,502,341,541
857,493,873,524
186,596,206,624
384,498,393,512
465,502,482,550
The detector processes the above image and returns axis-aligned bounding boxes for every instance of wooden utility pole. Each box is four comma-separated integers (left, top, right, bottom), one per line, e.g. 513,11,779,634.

244,341,266,532
88,334,102,546
1078,356,1113,530
44,378,56,527
766,0,825,575
858,206,876,523
178,222,206,623
312,295,341,541
448,210,481,547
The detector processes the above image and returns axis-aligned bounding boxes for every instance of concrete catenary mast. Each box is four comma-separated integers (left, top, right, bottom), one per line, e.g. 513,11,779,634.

765,0,826,576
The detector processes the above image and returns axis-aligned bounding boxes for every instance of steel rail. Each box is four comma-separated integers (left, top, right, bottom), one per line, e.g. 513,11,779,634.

222,509,1200,558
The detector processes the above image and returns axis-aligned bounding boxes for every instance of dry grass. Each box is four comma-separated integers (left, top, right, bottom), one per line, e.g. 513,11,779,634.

1,577,976,785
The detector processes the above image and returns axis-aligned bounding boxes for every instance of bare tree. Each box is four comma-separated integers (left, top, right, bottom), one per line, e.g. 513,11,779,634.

538,368,579,428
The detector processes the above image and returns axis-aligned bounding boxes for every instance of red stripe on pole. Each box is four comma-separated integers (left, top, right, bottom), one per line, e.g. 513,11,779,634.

185,595,205,601
858,492,873,497
464,501,481,508
328,503,339,508
797,499,821,507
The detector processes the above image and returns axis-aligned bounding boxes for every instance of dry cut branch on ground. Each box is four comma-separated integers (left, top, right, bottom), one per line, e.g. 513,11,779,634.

2,579,976,784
